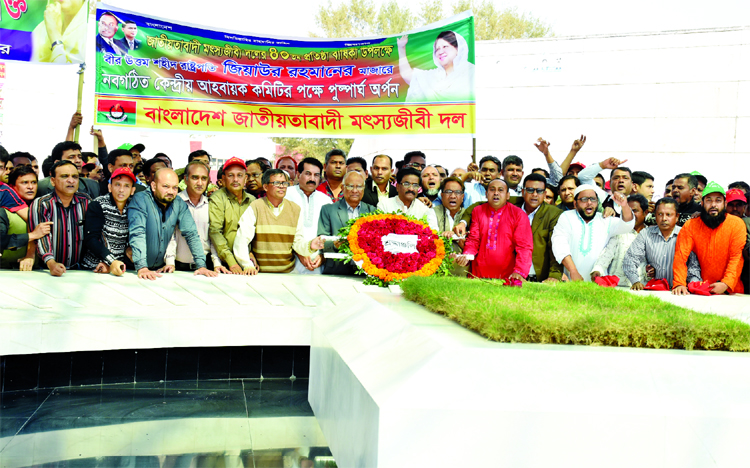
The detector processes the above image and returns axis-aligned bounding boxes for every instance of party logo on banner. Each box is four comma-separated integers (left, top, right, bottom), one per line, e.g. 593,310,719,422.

97,98,137,125
94,3,475,136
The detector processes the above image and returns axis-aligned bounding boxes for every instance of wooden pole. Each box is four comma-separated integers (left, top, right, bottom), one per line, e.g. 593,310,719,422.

73,63,85,143
472,137,476,164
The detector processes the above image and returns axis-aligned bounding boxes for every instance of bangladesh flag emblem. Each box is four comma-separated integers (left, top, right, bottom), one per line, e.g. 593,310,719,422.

97,99,137,125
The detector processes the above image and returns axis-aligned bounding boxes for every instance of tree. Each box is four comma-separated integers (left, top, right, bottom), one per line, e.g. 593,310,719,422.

453,1,551,40
312,0,551,40
271,137,354,163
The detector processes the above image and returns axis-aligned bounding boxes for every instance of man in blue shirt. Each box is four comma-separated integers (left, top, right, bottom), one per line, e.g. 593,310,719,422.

128,168,217,280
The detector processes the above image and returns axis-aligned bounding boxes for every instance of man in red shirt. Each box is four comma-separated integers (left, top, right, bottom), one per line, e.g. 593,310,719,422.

456,178,533,280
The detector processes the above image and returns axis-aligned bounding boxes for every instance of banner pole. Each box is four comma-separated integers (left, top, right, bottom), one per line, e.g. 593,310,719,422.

472,137,476,164
73,63,86,143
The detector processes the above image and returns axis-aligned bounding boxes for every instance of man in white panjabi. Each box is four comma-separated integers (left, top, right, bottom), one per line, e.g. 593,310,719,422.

283,157,332,274
551,184,635,282
397,30,475,102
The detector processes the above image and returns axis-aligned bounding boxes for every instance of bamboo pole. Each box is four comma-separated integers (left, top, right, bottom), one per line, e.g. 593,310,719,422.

472,137,476,163
73,63,86,143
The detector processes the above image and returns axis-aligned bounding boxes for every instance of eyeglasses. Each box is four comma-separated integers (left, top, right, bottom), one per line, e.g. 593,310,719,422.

268,181,290,187
344,184,364,191
577,197,598,204
524,187,545,194
400,182,420,189
442,190,464,196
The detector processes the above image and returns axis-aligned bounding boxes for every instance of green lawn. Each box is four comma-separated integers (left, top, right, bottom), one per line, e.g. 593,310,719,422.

400,276,750,351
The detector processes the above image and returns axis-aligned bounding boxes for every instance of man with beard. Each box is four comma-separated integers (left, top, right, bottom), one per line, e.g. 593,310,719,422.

318,171,376,276
164,162,227,274
234,169,325,274
419,165,442,206
501,155,524,196
672,182,746,295
317,149,347,202
81,167,137,276
551,185,635,281
285,158,332,274
128,168,217,280
377,168,438,231
460,155,501,207
591,194,649,286
623,198,701,290
28,161,91,277
670,173,702,226
455,179,533,280
362,154,397,206
209,158,256,274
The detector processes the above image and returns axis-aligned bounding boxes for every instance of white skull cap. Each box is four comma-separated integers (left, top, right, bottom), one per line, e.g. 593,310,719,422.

573,184,598,197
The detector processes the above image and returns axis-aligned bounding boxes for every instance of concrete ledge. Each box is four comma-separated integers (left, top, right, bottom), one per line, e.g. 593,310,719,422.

0,271,363,356
310,288,750,468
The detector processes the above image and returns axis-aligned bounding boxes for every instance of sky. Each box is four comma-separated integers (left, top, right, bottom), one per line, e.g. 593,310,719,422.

107,0,749,39
1,0,748,172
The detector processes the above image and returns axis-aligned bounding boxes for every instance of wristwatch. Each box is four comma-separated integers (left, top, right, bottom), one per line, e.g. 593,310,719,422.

50,40,64,50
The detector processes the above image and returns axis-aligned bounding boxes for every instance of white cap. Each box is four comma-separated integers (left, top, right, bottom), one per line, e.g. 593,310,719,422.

573,184,598,197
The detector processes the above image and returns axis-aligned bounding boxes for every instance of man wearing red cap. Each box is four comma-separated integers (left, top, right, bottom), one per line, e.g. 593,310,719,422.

81,167,137,275
208,157,256,274
673,182,746,295
726,188,747,219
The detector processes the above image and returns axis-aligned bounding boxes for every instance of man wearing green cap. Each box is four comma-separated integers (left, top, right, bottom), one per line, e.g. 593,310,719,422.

690,171,707,204
672,181,746,295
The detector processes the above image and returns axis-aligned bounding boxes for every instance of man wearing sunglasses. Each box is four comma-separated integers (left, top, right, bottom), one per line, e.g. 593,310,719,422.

377,168,439,232
234,169,324,274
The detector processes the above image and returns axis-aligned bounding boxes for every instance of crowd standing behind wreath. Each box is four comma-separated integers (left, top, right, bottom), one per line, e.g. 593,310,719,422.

1,113,749,295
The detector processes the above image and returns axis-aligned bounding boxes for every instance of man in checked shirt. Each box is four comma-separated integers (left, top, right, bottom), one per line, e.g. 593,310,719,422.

28,160,91,276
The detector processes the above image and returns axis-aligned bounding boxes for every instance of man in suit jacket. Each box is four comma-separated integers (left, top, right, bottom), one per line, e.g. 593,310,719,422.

114,21,141,53
456,173,563,282
96,12,123,55
362,154,397,206
318,171,376,275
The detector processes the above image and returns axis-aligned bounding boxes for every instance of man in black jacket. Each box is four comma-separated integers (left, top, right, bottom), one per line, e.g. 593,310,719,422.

362,154,397,206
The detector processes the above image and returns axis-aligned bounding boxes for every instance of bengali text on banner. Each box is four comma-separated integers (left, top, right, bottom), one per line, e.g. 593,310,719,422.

94,4,475,136
0,0,88,64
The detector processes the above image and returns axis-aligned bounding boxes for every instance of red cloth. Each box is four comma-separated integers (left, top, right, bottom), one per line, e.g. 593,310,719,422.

463,202,533,280
316,181,344,203
594,275,619,287
688,281,712,296
644,279,670,291
503,278,523,287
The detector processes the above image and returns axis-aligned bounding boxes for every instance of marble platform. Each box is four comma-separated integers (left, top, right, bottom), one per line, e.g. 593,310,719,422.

3,271,750,467
310,288,750,468
0,270,364,356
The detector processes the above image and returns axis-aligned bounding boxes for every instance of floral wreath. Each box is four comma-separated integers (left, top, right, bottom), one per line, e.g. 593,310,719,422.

334,210,453,287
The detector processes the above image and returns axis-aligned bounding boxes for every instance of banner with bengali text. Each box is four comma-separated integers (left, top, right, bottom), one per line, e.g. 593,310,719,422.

0,0,88,64
94,4,475,136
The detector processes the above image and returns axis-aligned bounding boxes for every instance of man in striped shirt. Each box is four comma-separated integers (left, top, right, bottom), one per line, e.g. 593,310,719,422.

28,161,91,276
623,197,701,290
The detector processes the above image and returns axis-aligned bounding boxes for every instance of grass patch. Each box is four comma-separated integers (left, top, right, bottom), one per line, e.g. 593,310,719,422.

400,276,750,351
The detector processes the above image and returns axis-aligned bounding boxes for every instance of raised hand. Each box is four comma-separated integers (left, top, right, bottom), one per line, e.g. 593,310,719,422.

571,135,586,152
397,35,408,49
534,138,550,156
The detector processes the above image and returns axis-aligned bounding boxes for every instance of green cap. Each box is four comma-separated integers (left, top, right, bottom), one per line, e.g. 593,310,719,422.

701,181,725,198
690,170,703,176
117,143,133,150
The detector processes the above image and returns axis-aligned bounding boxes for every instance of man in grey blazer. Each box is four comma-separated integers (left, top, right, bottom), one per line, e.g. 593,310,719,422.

318,171,376,275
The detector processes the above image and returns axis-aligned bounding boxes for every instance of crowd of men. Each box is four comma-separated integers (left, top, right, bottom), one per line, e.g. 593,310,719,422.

1,119,748,295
